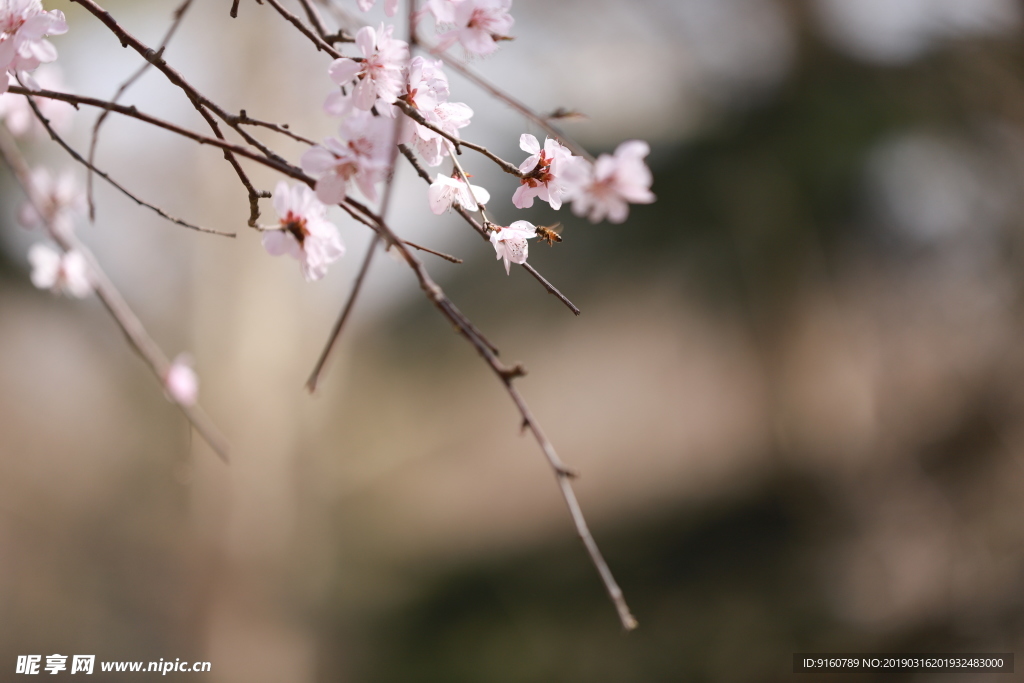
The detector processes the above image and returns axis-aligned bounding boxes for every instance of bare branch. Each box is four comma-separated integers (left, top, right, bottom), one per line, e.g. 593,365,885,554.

9,86,306,181
398,140,582,316
397,142,432,183
521,262,581,316
87,0,195,221
337,199,632,627
404,240,462,264
260,0,343,58
306,236,379,393
20,88,235,238
296,0,329,38
394,99,526,178
68,0,290,223
232,109,317,146
0,129,230,462
52,0,630,628
425,45,595,162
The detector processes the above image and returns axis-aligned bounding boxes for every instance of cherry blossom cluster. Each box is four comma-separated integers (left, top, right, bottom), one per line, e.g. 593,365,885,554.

509,135,656,222
2,2,81,301
257,0,654,283
5,0,657,406
0,0,67,91
0,0,648,626
3,4,201,408
19,167,92,296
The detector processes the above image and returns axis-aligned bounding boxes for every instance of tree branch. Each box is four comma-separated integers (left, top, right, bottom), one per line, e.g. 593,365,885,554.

306,235,379,393
20,87,235,238
87,0,195,221
0,128,230,462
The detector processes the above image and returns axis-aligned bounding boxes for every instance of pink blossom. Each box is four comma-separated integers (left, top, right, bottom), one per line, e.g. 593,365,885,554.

512,134,582,210
0,67,73,136
402,101,473,167
357,0,399,16
436,0,513,56
396,56,473,167
405,55,449,112
262,181,346,282
27,243,91,297
428,172,490,214
326,23,408,113
490,220,536,274
301,111,393,204
165,354,198,406
0,0,67,83
17,166,84,236
568,140,655,224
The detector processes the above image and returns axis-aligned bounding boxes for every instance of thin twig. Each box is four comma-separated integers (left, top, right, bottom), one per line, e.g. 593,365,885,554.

232,109,317,146
338,198,632,628
395,99,525,178
69,0,288,224
68,0,629,629
306,236,379,393
20,88,235,238
296,0,329,38
521,262,581,316
196,104,267,227
9,87,305,181
425,45,594,162
398,141,582,315
87,0,195,221
397,142,432,183
0,129,230,462
404,240,462,263
260,0,343,58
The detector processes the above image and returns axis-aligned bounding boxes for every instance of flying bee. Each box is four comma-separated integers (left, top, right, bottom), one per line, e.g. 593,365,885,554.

535,223,563,246
544,107,588,121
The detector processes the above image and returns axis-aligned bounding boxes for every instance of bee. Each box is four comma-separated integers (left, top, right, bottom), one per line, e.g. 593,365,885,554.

535,223,563,246
544,107,588,121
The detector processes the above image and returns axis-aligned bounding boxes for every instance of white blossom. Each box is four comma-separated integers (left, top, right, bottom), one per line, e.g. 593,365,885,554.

428,172,490,214
490,220,536,275
405,55,449,112
0,0,68,83
512,134,583,210
395,56,473,167
17,166,84,235
165,354,198,407
567,140,655,224
0,66,73,136
402,101,474,167
262,181,346,282
301,111,393,204
27,243,91,297
435,0,514,56
326,23,408,113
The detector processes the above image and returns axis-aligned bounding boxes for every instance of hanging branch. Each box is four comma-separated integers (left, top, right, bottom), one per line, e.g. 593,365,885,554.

306,236,380,393
86,0,195,221
20,0,642,630
0,128,230,462
17,86,235,238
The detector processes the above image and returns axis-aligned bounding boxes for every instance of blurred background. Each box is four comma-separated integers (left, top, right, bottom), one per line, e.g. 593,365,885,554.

2,0,1024,680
